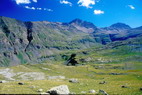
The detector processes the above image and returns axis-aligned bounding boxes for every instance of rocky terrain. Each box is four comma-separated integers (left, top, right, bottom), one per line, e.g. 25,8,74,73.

0,62,142,94
0,16,142,94
0,16,142,66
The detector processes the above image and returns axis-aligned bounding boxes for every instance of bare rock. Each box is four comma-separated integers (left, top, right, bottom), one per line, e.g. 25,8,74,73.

47,85,70,94
41,67,51,71
18,82,24,85
99,90,109,95
0,80,7,83
121,85,128,88
99,81,106,84
69,78,79,83
89,89,96,93
48,76,65,80
40,92,49,95
37,89,43,92
69,92,76,94
19,72,45,80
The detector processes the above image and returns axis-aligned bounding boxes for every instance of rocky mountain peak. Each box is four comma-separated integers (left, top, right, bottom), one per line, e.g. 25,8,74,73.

110,23,131,30
69,18,97,29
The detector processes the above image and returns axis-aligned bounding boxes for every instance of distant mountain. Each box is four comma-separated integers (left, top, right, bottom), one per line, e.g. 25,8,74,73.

0,16,97,66
0,16,142,66
133,26,142,30
110,23,131,30
69,18,98,33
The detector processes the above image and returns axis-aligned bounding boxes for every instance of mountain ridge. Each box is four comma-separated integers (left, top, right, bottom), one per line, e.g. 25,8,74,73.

1,16,141,28
0,16,142,66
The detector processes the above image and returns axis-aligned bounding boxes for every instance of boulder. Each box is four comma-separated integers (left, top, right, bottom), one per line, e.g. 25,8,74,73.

140,87,142,91
109,73,127,75
121,85,128,88
69,79,79,83
37,89,43,92
40,92,49,95
99,81,106,84
0,80,7,83
47,85,70,94
89,89,96,93
18,82,24,85
99,90,109,95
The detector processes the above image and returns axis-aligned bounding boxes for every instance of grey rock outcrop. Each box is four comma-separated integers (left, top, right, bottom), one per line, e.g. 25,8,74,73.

37,89,43,92
89,89,96,93
47,85,70,94
99,90,109,95
48,76,65,80
69,78,79,83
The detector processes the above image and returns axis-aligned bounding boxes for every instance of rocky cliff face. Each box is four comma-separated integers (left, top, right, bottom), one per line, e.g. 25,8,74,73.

0,17,97,66
0,16,142,66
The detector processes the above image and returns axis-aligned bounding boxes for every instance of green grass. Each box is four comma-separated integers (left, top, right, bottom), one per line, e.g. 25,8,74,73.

0,63,142,94
1,39,142,94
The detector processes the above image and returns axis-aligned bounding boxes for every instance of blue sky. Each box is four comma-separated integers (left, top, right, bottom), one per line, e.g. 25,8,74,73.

0,0,142,28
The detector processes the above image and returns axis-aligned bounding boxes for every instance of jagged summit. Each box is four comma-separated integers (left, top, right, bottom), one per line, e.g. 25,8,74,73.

110,23,131,30
69,18,97,29
69,18,84,25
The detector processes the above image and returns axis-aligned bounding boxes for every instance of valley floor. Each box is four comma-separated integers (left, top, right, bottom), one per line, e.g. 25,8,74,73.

0,63,142,94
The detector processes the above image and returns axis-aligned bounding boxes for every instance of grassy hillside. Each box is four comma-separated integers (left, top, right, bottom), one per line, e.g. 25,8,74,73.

0,37,142,94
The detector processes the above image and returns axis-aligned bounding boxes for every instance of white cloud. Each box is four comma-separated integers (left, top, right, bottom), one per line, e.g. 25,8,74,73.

37,8,42,10
15,0,31,5
94,10,104,15
25,6,35,10
77,0,95,8
15,0,38,4
128,5,135,9
45,8,53,12
60,0,72,6
25,6,53,11
32,0,37,3
43,8,53,11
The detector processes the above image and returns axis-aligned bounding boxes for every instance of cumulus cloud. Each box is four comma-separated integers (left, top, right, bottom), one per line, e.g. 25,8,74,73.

94,10,104,15
32,0,37,3
60,0,72,6
128,5,135,9
77,0,95,8
15,0,37,4
15,0,31,5
24,6,53,11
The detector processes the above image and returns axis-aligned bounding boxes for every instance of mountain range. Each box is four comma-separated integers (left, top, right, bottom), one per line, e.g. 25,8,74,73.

0,16,142,66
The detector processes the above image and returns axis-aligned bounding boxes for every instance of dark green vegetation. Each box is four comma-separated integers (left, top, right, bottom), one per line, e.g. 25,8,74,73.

0,16,142,94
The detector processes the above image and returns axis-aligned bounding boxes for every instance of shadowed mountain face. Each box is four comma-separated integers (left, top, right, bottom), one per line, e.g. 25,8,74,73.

69,18,98,33
0,16,142,66
110,23,131,30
